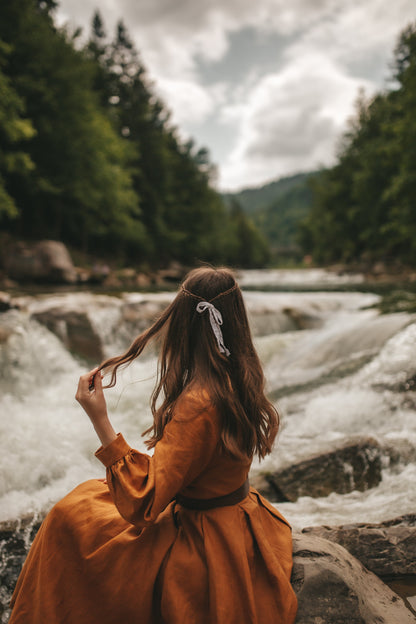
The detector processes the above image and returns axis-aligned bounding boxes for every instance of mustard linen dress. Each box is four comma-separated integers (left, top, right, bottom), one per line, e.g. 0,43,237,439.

10,390,298,624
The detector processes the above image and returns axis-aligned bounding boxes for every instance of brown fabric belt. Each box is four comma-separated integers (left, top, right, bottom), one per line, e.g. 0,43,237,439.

175,479,250,511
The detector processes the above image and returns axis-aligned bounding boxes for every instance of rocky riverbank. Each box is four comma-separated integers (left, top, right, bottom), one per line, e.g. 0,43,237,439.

1,258,416,621
2,238,416,296
0,239,187,292
294,514,416,623
1,511,415,623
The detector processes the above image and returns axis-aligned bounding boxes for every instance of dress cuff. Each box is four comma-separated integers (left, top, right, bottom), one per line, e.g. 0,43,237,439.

95,433,131,467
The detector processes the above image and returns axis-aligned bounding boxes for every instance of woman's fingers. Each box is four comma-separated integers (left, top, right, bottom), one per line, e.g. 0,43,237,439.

93,369,104,394
75,368,113,444
75,367,99,402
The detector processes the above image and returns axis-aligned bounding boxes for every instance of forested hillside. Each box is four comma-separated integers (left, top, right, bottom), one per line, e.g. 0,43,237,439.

224,172,312,215
224,172,315,261
0,0,269,268
226,22,416,270
299,23,416,267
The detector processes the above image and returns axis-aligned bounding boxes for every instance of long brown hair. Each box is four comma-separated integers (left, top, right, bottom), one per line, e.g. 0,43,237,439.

99,267,279,459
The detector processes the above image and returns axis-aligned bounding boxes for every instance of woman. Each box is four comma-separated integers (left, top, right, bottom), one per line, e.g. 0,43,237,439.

10,267,298,624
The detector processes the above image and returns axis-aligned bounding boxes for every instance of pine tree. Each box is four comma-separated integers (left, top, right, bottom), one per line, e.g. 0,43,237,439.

0,39,35,221
0,0,146,258
300,23,416,267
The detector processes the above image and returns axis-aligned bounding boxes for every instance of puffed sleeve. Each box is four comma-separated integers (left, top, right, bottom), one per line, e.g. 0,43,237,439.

95,390,220,528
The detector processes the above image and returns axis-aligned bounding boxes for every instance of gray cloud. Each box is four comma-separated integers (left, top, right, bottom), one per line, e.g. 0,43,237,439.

247,108,335,159
218,49,374,188
57,0,416,190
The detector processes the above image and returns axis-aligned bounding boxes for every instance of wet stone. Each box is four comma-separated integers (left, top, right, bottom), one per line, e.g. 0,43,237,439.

292,533,416,623
260,438,383,502
2,514,416,622
32,308,104,362
302,514,416,579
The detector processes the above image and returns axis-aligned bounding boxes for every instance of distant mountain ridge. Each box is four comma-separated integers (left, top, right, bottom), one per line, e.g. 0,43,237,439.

223,171,319,258
223,172,313,214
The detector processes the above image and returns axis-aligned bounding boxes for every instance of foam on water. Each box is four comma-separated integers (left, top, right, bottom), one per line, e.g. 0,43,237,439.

1,288,415,528
261,310,412,391
0,359,158,522
0,310,78,396
358,321,416,385
0,305,159,521
256,318,416,467
252,317,416,528
237,268,365,287
277,462,416,530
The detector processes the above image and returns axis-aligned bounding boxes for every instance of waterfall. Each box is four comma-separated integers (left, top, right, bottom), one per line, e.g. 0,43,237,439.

1,280,415,530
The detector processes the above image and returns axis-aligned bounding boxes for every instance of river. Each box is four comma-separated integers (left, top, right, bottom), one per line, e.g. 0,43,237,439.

1,269,415,532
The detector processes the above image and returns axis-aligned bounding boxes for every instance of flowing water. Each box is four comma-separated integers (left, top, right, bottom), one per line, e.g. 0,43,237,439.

1,270,415,533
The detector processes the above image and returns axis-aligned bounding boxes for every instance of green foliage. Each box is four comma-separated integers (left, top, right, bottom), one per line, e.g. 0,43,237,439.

84,12,269,267
256,176,313,252
0,1,270,269
224,199,270,267
300,23,416,267
0,0,145,258
224,172,313,215
224,172,315,263
0,40,35,219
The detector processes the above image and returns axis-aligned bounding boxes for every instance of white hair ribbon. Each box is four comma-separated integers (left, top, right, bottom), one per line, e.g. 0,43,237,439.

196,301,230,356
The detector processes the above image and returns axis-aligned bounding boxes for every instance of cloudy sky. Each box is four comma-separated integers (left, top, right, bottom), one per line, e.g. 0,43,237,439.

56,0,416,191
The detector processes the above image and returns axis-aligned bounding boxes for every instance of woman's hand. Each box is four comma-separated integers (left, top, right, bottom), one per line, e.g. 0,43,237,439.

76,367,107,424
76,367,117,447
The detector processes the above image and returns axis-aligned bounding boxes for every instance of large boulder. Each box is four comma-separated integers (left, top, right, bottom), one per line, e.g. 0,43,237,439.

121,298,170,331
33,307,103,361
1,515,416,623
0,292,16,313
113,295,174,351
247,307,322,337
31,293,173,362
157,261,187,284
256,438,383,502
0,515,44,622
292,533,416,623
302,514,416,579
5,240,77,284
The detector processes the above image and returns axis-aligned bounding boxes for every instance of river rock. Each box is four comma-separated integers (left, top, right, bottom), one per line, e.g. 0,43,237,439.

282,307,323,330
2,515,416,622
5,240,77,284
247,307,322,337
0,292,14,312
0,309,26,348
0,325,14,345
259,438,383,502
157,261,186,283
121,299,169,329
101,268,153,290
302,514,416,579
0,514,44,622
292,533,416,623
33,307,103,361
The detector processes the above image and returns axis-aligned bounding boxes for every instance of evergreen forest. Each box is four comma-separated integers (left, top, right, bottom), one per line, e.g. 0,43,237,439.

226,23,416,270
224,172,315,263
0,0,270,269
299,23,416,267
1,1,416,272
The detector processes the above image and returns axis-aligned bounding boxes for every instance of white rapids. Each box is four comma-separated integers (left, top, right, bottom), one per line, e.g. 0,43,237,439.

0,273,415,531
